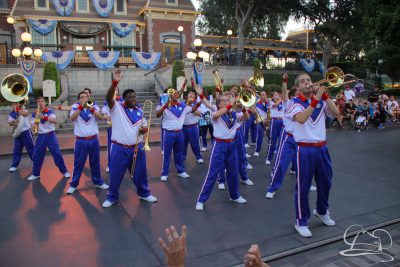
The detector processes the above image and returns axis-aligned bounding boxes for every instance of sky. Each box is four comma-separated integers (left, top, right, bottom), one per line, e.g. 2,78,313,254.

190,0,306,40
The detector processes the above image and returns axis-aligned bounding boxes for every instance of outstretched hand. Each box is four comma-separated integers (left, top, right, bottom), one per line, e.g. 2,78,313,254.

113,69,123,82
244,244,269,267
158,225,187,267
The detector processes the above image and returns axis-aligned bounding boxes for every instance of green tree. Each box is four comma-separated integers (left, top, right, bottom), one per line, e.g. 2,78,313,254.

171,60,185,90
42,62,60,100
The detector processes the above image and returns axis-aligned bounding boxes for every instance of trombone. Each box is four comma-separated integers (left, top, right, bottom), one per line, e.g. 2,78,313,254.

212,69,225,92
238,89,263,124
167,88,176,107
308,66,357,89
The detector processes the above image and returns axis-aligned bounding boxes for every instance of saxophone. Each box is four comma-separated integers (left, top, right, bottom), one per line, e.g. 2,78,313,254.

33,107,40,136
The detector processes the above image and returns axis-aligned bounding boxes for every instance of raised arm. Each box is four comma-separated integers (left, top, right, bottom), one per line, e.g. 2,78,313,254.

282,73,289,102
107,69,122,110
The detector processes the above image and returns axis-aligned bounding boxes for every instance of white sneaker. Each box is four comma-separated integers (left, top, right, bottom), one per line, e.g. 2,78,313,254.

245,144,250,148
27,174,40,181
161,151,164,155
140,195,158,203
66,187,77,194
241,179,254,186
9,167,17,172
64,172,71,179
265,159,271,165
106,166,110,173
218,183,225,190
313,209,336,226
197,159,204,164
230,196,247,204
289,170,296,175
96,183,109,190
177,172,190,179
309,185,317,191
250,142,256,146
246,163,254,170
265,192,275,199
254,152,259,157
161,175,168,182
196,202,204,211
246,153,251,158
102,200,116,208
201,147,207,152
294,224,312,238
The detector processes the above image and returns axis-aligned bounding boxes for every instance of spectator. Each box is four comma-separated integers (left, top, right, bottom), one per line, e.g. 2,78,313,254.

355,100,364,117
387,95,399,109
344,85,356,103
383,99,394,123
335,89,346,108
375,102,386,129
345,99,357,125
368,86,380,103
379,90,389,103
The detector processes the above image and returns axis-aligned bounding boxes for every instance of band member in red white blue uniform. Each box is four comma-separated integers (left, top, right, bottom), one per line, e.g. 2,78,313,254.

196,93,249,211
266,74,297,199
65,91,109,194
8,102,34,172
182,90,204,163
27,97,70,181
156,89,203,182
265,92,284,165
240,83,256,148
290,73,339,237
198,91,214,151
102,69,157,208
253,91,269,157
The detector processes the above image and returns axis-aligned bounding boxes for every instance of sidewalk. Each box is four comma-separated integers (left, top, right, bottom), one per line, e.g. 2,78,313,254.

0,128,162,157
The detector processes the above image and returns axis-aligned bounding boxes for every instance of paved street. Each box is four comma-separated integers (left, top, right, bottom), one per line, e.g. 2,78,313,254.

0,127,399,267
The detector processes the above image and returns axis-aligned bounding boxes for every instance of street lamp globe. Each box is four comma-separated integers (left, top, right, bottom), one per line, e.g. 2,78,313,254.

227,30,233,36
12,48,21,58
34,48,43,57
198,50,206,58
178,26,184,32
313,38,318,44
22,47,33,57
378,59,383,64
7,17,15,25
193,38,202,47
203,52,210,61
21,32,32,43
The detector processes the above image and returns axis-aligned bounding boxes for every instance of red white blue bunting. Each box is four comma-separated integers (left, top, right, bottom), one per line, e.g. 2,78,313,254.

51,0,74,16
300,59,316,73
87,51,120,69
317,60,326,74
112,23,136,37
28,19,57,35
20,59,36,92
93,0,115,17
131,51,161,70
42,51,75,70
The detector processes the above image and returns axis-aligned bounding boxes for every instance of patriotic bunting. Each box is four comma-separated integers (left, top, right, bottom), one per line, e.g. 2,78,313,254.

51,0,74,16
317,60,326,74
273,50,283,58
300,59,316,73
193,61,204,86
42,51,75,70
28,19,57,35
87,51,120,69
112,23,136,37
131,52,161,71
93,0,115,17
20,59,36,92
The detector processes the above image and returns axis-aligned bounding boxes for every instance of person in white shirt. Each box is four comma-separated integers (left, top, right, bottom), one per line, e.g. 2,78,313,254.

289,73,340,238
254,91,269,157
196,93,249,211
387,95,399,109
27,97,70,181
265,92,284,165
344,85,356,103
8,101,34,172
156,89,203,182
102,69,157,208
65,91,109,194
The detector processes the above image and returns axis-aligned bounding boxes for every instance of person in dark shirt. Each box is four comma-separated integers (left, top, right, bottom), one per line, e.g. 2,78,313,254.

345,99,357,124
368,86,380,103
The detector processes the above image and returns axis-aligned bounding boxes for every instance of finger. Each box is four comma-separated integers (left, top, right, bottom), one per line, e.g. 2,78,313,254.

158,237,170,254
170,225,180,242
180,225,187,247
165,228,175,250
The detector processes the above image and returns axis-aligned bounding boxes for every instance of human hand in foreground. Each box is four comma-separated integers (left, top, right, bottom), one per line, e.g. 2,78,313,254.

244,244,270,267
158,225,187,267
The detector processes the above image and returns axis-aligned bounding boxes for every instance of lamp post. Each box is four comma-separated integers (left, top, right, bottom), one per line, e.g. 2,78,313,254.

313,37,318,59
378,59,383,88
10,31,43,60
227,29,232,65
178,26,184,60
7,17,16,63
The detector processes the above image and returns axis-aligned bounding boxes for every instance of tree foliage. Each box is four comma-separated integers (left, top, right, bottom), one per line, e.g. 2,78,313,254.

43,62,60,99
171,60,185,90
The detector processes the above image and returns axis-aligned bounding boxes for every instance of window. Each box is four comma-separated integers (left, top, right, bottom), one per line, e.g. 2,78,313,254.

73,37,95,56
31,28,56,46
166,0,178,5
34,0,49,9
0,0,7,9
76,0,89,12
114,0,126,14
112,30,135,57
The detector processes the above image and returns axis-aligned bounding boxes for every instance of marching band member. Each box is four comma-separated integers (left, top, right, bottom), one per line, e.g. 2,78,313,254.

242,82,257,148
196,93,249,211
265,91,284,165
182,90,204,163
8,101,34,172
65,91,109,194
265,74,297,199
156,89,203,182
198,90,214,151
27,97,71,181
290,73,339,237
253,91,269,157
102,69,157,208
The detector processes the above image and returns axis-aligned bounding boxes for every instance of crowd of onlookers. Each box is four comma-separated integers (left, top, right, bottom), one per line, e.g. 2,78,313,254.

326,85,399,131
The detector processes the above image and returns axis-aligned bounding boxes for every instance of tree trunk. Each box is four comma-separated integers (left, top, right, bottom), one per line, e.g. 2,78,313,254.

322,39,333,70
237,21,244,65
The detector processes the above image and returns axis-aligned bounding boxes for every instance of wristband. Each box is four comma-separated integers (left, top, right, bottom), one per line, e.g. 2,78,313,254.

199,94,205,100
78,105,83,111
141,128,148,134
242,108,246,113
215,87,221,93
44,108,48,113
226,104,232,110
322,92,329,101
43,116,48,121
310,99,319,108
112,80,119,88
58,106,62,110
15,107,21,112
195,102,201,108
162,103,169,109
90,107,95,113
115,96,121,101
282,78,288,83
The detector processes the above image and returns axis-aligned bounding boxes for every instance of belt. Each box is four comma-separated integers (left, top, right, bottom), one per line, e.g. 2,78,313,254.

215,138,234,143
285,132,293,137
112,140,138,149
39,131,54,135
298,141,326,147
164,129,182,132
271,117,283,120
76,135,97,140
183,123,198,127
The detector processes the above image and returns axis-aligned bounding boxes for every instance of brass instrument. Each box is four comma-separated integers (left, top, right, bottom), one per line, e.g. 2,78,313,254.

309,66,357,89
33,106,40,136
167,88,176,107
1,74,30,137
86,98,94,108
249,69,265,88
142,100,153,151
212,69,225,92
238,90,263,123
186,97,195,106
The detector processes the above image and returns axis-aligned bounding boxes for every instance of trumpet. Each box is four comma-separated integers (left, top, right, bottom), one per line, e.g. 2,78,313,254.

186,97,195,105
308,66,357,89
85,98,94,108
238,90,263,124
212,69,224,92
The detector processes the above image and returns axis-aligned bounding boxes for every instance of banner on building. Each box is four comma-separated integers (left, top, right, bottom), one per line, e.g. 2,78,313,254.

20,59,36,92
28,19,57,35
88,51,120,69
112,23,136,37
300,58,316,73
52,0,74,16
93,0,115,17
42,51,75,70
131,52,161,71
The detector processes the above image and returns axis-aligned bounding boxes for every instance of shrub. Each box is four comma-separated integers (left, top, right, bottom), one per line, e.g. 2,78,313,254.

172,60,185,90
42,62,60,101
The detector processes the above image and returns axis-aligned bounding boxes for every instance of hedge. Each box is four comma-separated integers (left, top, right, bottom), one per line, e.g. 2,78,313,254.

172,60,185,90
42,62,60,101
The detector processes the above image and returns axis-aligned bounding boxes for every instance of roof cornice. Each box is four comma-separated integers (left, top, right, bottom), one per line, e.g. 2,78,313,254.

138,7,200,16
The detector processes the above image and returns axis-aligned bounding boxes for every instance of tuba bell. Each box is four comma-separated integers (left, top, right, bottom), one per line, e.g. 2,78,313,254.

1,73,30,102
238,89,263,123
